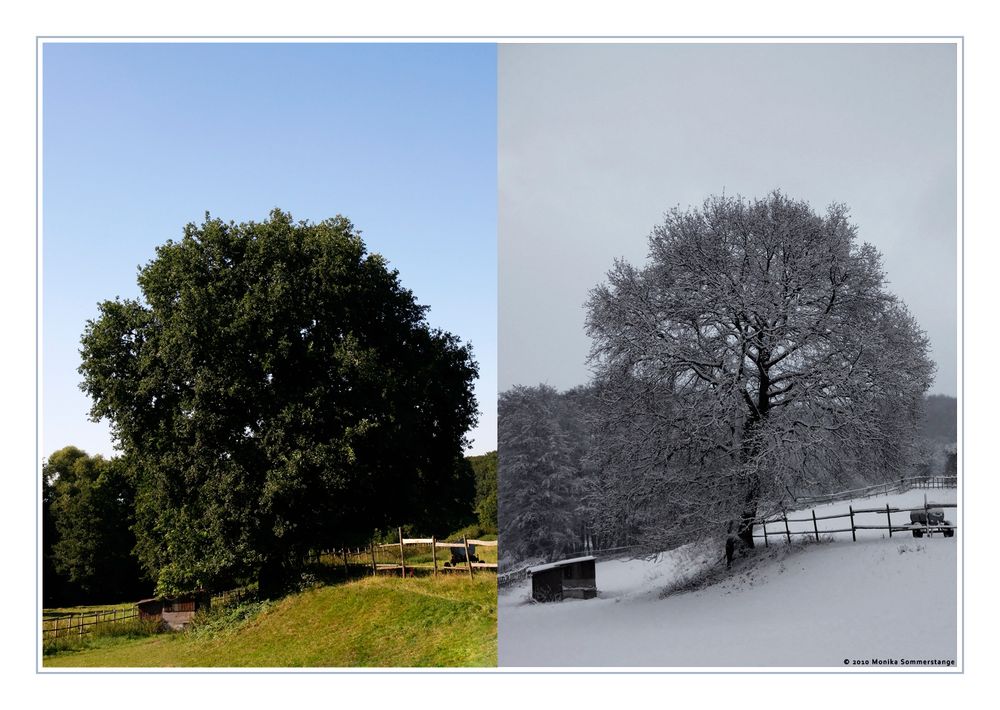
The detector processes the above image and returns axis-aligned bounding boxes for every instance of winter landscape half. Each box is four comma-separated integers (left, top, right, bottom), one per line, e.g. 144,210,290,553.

498,44,958,669
499,488,957,667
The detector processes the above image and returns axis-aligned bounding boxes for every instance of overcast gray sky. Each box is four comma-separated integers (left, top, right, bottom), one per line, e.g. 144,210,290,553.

499,42,958,397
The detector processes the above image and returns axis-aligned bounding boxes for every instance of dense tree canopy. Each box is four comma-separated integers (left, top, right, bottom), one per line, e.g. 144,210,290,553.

79,210,478,595
586,192,934,550
498,385,593,563
43,447,147,604
468,451,498,534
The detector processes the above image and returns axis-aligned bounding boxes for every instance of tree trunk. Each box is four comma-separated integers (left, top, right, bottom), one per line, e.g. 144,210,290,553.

737,506,757,548
258,555,288,599
735,364,769,550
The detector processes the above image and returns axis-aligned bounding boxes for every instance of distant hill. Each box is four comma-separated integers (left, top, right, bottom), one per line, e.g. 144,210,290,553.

919,394,957,445
917,395,957,477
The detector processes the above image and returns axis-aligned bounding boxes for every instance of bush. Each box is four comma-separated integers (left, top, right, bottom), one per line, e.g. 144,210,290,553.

295,571,322,592
189,599,273,638
446,524,495,541
43,634,84,656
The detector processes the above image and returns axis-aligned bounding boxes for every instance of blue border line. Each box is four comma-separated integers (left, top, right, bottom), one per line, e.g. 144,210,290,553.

36,35,963,39
35,35,41,671
960,36,965,671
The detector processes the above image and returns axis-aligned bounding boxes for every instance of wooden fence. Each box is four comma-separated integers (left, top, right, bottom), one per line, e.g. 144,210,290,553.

42,606,140,640
369,527,498,579
787,475,957,507
42,586,254,640
755,498,958,546
210,586,255,608
497,566,530,588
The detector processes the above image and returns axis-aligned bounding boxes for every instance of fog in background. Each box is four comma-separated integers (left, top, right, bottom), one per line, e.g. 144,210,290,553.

499,43,957,396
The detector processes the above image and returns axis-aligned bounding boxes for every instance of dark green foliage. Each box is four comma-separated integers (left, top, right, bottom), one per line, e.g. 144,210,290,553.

79,210,478,596
43,447,148,605
423,455,479,539
468,451,497,533
189,599,274,638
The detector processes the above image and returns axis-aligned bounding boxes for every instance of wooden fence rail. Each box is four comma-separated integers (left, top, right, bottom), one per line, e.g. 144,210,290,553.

368,528,498,579
42,606,140,640
755,499,958,546
498,566,531,588
43,584,256,641
787,475,957,507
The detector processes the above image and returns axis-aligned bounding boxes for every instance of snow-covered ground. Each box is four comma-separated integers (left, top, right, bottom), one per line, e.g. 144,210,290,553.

499,490,958,667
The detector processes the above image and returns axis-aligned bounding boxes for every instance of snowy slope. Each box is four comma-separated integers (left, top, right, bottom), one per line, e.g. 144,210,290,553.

499,491,958,668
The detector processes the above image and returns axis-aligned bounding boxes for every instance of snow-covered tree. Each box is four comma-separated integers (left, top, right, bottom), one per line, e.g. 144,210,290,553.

585,192,934,551
498,385,594,563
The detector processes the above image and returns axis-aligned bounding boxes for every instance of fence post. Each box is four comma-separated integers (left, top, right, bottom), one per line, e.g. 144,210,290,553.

432,536,438,577
342,548,350,581
762,520,768,547
886,504,893,538
463,536,474,579
849,505,856,542
812,509,820,542
370,540,377,576
398,527,406,578
783,510,791,544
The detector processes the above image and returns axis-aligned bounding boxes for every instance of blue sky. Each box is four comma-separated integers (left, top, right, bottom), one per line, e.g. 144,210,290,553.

43,42,497,458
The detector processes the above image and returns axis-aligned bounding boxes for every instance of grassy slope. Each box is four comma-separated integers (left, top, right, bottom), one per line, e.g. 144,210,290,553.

45,575,496,668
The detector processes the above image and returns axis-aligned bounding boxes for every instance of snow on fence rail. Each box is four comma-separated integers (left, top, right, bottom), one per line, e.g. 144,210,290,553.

787,475,956,507
755,500,957,545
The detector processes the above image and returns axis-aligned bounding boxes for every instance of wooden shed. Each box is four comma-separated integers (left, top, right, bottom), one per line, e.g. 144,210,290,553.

528,556,597,602
137,592,211,630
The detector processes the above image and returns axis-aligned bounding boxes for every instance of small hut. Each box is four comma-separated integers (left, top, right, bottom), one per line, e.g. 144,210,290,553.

528,556,597,602
137,592,211,630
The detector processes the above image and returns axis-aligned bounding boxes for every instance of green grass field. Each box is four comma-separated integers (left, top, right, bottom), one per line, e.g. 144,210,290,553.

43,574,497,668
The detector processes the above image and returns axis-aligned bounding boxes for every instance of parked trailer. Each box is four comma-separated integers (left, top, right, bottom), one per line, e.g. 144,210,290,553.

908,506,955,538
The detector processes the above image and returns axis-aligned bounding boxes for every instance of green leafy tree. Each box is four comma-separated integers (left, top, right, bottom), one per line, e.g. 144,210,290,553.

79,211,478,596
468,451,498,534
44,446,145,603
